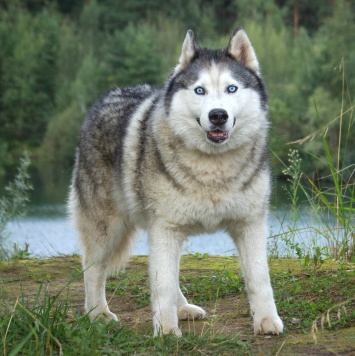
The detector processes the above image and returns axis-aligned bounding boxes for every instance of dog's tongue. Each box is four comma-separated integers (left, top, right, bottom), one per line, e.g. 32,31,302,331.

209,131,226,139
207,130,229,143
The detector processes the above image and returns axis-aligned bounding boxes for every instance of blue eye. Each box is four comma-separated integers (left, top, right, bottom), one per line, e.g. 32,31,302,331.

194,87,205,95
227,85,238,93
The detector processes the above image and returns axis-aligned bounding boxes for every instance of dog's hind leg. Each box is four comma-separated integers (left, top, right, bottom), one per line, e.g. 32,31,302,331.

79,215,135,322
177,288,207,321
83,255,117,322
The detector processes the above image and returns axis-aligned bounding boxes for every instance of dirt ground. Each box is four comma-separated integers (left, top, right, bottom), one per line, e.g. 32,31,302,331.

1,256,354,355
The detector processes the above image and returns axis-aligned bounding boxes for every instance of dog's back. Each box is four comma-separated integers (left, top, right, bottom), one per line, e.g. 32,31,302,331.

76,85,155,172
69,85,156,218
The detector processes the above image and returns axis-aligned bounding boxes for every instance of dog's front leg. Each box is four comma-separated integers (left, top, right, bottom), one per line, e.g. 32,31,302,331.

229,218,283,335
148,224,184,337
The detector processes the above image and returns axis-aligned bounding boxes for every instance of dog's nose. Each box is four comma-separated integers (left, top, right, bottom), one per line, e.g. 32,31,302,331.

208,109,228,126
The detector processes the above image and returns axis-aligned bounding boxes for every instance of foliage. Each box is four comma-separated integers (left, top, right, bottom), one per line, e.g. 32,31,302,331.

272,265,355,333
273,93,354,263
0,5,60,146
12,242,31,260
106,266,244,309
0,276,251,355
104,23,164,88
0,152,32,260
1,256,354,354
282,149,302,215
268,24,355,262
0,0,354,177
304,129,355,262
181,270,244,305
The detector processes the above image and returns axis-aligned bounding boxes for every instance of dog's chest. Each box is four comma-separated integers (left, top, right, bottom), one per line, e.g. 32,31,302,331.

154,158,262,231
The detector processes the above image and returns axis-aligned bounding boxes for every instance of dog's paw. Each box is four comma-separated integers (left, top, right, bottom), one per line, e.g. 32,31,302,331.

178,304,207,320
254,315,284,335
88,309,119,323
102,310,119,323
153,326,182,337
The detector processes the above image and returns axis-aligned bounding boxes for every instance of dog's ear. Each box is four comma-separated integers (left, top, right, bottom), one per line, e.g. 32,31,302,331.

177,30,197,71
226,28,260,75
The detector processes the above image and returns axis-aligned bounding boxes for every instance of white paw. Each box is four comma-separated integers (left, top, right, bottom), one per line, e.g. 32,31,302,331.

102,310,119,323
253,314,284,335
178,304,207,320
88,308,119,323
153,326,182,337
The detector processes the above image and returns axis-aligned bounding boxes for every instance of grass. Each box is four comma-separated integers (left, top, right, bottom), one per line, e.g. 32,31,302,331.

1,299,251,355
272,263,355,332
0,257,252,355
270,90,354,264
269,66,355,264
0,152,32,260
1,256,354,355
181,269,244,305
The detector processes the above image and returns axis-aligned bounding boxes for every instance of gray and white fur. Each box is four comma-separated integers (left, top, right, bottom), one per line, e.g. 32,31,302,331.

69,28,284,337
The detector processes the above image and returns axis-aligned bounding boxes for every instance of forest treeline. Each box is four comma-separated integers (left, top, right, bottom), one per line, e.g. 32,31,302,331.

0,0,354,180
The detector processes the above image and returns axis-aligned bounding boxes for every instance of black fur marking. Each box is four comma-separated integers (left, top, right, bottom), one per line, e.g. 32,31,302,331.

164,75,187,115
241,142,269,190
223,53,268,110
73,160,88,210
115,101,141,173
101,86,157,176
151,136,185,192
135,96,160,204
166,141,203,183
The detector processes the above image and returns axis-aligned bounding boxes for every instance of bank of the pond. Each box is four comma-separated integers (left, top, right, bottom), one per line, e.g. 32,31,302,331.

1,256,354,355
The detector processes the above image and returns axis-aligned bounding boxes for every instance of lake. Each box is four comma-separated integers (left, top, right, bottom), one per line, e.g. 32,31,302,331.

3,169,327,258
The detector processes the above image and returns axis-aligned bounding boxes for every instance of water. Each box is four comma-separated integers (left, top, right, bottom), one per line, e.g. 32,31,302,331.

5,207,304,258
2,169,329,258
5,213,238,257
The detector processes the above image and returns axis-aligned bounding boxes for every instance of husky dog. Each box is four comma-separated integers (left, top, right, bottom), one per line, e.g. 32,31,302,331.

69,28,283,336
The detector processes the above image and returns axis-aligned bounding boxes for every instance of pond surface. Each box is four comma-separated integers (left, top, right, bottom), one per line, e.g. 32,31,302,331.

3,169,328,258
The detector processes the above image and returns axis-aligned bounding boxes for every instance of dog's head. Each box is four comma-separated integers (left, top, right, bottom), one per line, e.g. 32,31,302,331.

164,28,268,154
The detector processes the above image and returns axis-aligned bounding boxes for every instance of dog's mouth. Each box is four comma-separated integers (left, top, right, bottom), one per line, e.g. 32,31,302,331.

207,129,229,143
196,118,229,144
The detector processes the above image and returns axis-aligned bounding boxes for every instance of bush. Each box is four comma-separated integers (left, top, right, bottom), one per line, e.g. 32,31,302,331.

0,152,32,260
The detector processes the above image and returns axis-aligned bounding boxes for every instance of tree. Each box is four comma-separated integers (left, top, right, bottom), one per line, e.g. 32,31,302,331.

104,24,163,87
0,7,59,146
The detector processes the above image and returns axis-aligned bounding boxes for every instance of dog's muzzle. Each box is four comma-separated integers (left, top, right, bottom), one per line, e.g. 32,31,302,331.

207,108,229,143
196,109,236,144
